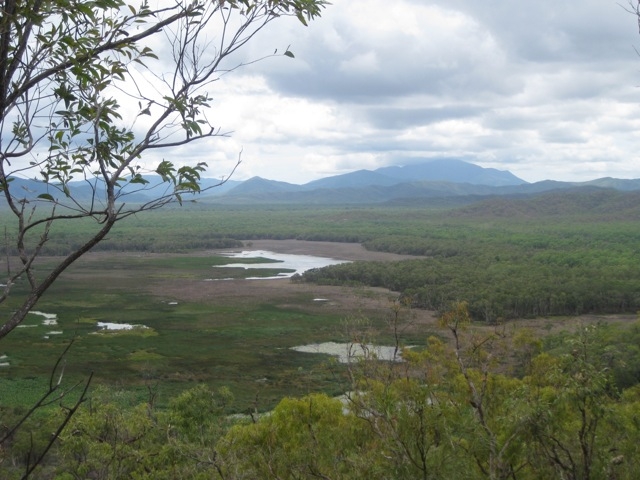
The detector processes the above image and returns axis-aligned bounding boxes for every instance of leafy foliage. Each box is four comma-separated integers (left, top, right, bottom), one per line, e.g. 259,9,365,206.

0,0,327,336
0,0,326,476
3,306,640,479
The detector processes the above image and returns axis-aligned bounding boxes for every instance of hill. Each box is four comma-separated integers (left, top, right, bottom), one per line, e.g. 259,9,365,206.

303,169,400,189
450,187,640,219
3,159,639,207
225,176,301,195
375,158,526,186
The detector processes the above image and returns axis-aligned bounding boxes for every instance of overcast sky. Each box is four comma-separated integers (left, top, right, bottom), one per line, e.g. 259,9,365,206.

184,0,640,184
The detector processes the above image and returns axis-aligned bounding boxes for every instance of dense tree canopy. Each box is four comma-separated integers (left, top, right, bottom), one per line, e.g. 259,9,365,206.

3,305,640,479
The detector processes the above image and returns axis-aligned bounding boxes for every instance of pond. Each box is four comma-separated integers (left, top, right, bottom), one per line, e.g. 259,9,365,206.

96,322,148,331
291,342,405,364
30,311,58,326
216,250,349,279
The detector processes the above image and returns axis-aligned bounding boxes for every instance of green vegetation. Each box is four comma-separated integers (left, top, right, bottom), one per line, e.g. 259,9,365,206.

298,199,640,320
0,252,350,410
3,303,640,479
2,190,640,477
8,193,640,321
1,0,638,474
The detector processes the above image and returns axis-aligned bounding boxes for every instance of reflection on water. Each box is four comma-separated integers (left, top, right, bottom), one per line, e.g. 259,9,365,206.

30,311,58,325
96,322,148,331
291,342,404,363
217,250,349,279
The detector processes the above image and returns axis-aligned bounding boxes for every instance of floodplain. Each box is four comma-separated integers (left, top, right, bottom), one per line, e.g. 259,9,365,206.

2,193,640,412
0,239,428,410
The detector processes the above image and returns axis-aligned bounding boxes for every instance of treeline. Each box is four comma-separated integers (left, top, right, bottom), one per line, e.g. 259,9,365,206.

3,307,640,479
303,224,640,321
4,237,242,255
2,205,382,255
303,259,640,321
82,236,241,254
6,229,243,255
4,199,640,320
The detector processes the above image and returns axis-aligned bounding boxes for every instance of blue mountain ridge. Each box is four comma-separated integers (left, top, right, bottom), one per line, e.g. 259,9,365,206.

224,159,528,196
2,159,639,205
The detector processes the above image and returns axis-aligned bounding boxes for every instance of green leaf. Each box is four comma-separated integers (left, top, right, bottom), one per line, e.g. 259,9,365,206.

284,50,295,58
129,174,149,185
156,160,176,183
296,11,308,26
38,193,55,201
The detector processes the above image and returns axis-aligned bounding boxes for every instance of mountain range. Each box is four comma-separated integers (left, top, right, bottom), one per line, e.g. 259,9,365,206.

3,158,640,206
209,159,640,205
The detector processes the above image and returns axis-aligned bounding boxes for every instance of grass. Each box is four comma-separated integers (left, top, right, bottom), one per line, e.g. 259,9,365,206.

0,252,371,412
4,199,636,413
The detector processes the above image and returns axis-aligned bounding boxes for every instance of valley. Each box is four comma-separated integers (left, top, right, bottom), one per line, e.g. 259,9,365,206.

2,190,639,409
1,187,640,478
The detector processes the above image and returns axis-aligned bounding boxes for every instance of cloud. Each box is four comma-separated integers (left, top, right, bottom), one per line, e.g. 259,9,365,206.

124,0,640,184
7,0,638,185
260,0,515,102
221,0,640,181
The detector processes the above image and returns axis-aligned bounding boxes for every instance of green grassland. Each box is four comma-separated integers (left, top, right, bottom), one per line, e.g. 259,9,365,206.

1,188,640,412
0,252,368,411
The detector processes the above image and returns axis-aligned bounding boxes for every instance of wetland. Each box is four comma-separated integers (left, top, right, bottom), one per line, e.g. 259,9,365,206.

2,199,640,412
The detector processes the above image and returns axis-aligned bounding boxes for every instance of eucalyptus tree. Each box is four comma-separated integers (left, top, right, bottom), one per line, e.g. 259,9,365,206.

0,0,326,338
0,1,325,475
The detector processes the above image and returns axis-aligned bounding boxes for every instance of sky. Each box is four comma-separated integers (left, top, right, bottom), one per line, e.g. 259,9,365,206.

182,0,640,185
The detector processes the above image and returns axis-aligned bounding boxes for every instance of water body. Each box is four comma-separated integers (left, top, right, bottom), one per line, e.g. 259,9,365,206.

23,311,60,340
96,322,147,331
29,311,58,325
217,250,349,280
291,342,404,364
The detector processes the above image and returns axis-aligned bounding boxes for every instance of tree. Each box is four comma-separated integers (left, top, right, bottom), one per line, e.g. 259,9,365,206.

0,0,326,339
523,325,624,480
217,393,379,479
52,384,234,479
0,0,325,475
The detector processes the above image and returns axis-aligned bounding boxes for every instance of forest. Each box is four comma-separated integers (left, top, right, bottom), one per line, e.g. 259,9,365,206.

24,187,640,320
2,188,640,479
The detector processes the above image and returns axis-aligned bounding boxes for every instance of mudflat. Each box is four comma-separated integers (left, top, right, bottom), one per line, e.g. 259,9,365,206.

145,240,425,322
65,240,632,338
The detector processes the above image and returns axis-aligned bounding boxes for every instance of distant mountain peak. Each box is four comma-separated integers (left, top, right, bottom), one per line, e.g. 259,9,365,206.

7,161,638,207
375,158,527,187
226,176,301,195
